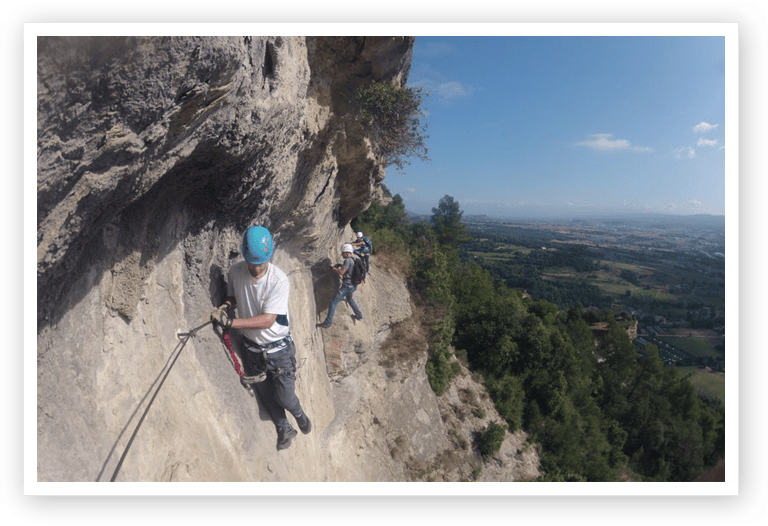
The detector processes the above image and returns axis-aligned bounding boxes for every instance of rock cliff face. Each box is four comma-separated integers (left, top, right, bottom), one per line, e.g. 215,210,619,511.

36,36,540,483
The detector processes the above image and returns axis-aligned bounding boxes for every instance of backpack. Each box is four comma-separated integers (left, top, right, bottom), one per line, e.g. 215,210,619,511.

350,256,367,285
362,236,373,254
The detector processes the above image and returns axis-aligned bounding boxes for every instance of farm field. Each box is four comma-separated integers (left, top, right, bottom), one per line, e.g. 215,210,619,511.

542,266,678,303
657,335,722,360
676,366,725,402
637,330,724,371
471,244,722,327
545,261,724,316
468,245,532,261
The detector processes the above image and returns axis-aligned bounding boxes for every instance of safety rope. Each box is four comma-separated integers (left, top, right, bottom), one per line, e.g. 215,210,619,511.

108,321,211,482
222,329,244,377
221,327,267,387
107,312,311,480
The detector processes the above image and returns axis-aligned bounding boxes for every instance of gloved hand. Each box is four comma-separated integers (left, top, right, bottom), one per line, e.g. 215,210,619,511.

211,304,233,328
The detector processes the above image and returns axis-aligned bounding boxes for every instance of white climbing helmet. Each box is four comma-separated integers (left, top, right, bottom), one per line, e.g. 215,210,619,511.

342,243,354,254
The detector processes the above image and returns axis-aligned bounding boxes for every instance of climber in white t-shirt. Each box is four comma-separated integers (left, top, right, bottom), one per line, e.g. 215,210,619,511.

211,225,311,451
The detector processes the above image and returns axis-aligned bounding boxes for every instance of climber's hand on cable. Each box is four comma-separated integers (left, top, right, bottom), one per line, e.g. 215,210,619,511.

211,304,233,328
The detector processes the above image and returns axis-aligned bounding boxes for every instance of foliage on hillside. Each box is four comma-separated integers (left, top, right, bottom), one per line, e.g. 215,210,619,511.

353,81,429,170
464,235,609,309
353,192,725,481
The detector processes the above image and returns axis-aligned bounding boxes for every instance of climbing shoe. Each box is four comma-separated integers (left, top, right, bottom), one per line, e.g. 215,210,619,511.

351,314,363,321
316,321,331,329
276,427,298,451
296,413,312,434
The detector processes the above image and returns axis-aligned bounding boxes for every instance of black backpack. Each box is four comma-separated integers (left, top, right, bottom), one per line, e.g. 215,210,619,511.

350,257,367,285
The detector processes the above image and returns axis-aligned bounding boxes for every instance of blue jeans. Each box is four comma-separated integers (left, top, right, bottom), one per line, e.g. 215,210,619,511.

324,283,362,325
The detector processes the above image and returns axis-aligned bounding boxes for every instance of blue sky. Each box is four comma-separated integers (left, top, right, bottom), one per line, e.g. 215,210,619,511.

385,34,728,218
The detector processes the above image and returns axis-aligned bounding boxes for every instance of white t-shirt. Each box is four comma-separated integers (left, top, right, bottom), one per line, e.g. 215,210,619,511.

227,261,290,345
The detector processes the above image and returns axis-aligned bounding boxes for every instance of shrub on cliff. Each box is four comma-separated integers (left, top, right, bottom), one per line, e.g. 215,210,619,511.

424,313,459,396
478,422,507,458
353,81,429,170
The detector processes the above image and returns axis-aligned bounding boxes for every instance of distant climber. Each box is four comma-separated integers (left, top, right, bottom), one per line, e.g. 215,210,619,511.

351,231,372,274
211,225,311,451
317,243,364,328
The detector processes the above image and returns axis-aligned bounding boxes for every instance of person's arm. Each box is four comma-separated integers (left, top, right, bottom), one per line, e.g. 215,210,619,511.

218,295,275,330
231,312,278,330
331,261,348,275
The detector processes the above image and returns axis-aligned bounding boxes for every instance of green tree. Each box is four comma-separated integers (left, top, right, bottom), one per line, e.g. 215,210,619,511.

486,374,526,432
478,422,507,458
430,195,469,249
381,194,409,231
452,278,527,376
424,312,459,396
425,348,455,396
565,317,599,376
411,244,455,308
354,186,410,234
353,81,429,170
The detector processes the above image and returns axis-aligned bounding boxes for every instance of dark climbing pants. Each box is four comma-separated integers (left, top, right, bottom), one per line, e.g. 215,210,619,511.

242,337,304,433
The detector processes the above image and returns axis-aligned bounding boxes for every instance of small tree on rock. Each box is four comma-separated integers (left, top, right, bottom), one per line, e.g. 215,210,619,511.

353,81,429,170
478,422,507,458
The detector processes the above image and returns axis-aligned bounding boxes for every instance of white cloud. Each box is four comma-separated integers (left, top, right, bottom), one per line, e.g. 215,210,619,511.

670,199,704,214
673,124,723,159
412,78,477,104
437,81,476,101
693,122,719,133
673,146,696,160
576,133,652,152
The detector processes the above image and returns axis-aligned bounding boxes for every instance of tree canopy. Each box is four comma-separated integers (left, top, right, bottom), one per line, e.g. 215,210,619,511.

353,82,429,170
431,195,469,249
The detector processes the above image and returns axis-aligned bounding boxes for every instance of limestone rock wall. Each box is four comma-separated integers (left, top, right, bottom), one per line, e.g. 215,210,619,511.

36,35,540,483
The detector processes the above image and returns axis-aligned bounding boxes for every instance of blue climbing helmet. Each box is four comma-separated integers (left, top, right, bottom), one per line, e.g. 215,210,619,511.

241,226,274,264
